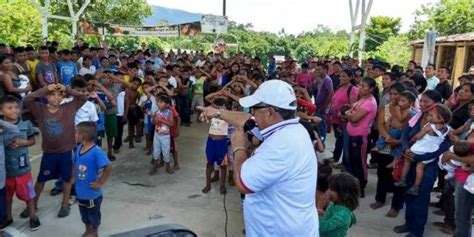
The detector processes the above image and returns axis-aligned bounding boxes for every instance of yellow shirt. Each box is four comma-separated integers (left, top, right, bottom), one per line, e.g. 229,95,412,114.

375,76,383,94
27,59,39,80
124,75,144,95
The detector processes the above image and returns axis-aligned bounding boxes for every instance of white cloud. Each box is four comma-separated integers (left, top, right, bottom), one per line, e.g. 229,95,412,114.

147,0,437,34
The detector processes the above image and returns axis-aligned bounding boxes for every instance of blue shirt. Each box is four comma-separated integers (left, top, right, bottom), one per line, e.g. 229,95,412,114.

57,61,78,86
5,120,34,177
74,144,110,200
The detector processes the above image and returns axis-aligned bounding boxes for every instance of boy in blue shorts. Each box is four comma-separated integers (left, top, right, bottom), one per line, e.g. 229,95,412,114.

23,83,88,218
2,96,40,231
202,98,229,195
74,121,112,237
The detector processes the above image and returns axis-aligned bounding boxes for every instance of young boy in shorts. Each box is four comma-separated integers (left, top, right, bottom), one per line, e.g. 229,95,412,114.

124,77,142,149
0,115,20,229
74,121,112,237
1,96,40,231
23,83,88,218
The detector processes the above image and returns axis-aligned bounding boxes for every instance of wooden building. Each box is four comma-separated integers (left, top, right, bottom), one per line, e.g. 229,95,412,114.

411,32,474,87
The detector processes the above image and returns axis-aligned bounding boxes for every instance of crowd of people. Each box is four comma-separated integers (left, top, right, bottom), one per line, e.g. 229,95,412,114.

0,39,473,237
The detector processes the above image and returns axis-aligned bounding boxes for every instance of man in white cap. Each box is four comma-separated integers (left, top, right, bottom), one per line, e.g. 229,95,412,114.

199,80,318,237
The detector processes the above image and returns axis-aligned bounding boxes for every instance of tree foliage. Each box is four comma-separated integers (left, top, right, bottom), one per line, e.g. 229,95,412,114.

0,0,42,46
365,16,401,52
367,35,412,67
408,0,474,39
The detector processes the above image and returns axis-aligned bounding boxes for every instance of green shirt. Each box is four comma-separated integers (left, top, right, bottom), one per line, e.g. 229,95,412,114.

319,203,356,237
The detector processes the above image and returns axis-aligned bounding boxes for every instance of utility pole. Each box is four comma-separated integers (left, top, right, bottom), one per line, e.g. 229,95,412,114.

348,0,372,65
223,0,226,17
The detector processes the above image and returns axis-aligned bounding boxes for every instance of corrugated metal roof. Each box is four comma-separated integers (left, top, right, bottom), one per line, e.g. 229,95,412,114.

411,31,474,45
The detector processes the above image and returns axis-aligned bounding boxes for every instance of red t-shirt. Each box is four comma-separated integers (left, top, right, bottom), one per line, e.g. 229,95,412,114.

297,98,316,116
454,143,474,184
170,106,179,137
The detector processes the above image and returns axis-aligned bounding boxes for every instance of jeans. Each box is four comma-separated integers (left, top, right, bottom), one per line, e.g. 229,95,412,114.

316,111,327,145
454,182,474,237
404,161,438,237
153,134,171,162
332,124,344,162
372,151,404,210
343,134,369,192
0,186,7,221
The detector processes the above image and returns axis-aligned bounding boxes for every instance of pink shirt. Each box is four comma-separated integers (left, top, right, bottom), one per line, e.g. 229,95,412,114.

346,96,378,136
330,86,359,124
296,72,313,89
454,142,474,184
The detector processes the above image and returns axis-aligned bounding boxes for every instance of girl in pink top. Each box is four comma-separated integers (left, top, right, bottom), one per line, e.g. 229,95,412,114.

329,69,359,164
341,77,379,197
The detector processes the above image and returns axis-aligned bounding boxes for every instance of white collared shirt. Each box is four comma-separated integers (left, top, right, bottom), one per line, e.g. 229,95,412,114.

426,75,440,90
240,118,319,237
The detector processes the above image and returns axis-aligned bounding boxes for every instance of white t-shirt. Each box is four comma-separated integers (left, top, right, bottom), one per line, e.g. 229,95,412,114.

168,76,178,89
79,65,96,76
75,101,99,126
240,118,318,237
116,91,125,116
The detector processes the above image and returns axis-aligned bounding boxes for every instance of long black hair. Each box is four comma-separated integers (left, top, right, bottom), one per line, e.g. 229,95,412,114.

362,77,380,105
328,173,360,211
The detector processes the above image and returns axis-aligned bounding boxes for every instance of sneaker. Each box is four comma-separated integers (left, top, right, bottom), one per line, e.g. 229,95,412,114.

20,208,30,218
50,187,62,196
29,217,41,231
407,185,419,196
57,206,70,218
394,178,407,187
0,218,13,229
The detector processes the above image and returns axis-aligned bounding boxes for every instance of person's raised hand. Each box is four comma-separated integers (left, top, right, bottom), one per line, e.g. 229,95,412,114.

441,151,454,165
47,83,58,92
231,126,246,149
196,106,218,123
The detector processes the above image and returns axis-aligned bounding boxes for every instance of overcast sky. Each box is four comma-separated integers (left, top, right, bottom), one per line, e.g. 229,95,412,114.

147,0,438,34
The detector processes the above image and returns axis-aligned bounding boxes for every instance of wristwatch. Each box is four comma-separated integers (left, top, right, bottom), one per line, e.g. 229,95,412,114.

216,109,222,119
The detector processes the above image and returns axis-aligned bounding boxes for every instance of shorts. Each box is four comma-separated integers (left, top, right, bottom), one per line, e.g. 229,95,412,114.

192,94,204,110
127,107,143,126
104,114,118,138
78,196,103,229
205,137,228,166
37,151,73,183
6,173,35,201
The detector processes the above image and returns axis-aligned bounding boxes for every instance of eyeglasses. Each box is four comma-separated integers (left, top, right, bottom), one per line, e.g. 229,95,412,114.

250,103,273,115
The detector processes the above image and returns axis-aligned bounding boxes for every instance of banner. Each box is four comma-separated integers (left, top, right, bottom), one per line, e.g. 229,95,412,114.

201,15,228,34
421,30,437,69
80,20,201,37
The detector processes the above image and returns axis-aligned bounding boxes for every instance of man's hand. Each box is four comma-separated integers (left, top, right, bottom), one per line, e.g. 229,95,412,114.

90,181,102,190
231,126,247,149
441,151,454,164
197,106,219,123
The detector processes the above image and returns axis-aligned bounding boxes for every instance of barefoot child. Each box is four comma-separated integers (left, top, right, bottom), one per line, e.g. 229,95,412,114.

202,98,229,195
375,91,416,162
150,95,174,175
124,77,142,148
2,96,40,231
395,104,452,195
319,173,359,237
74,121,112,237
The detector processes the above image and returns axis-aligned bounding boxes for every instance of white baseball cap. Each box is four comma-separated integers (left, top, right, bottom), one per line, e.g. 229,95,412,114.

239,80,297,110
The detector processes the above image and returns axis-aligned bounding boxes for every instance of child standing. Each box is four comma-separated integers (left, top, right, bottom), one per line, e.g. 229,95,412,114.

139,82,154,155
395,104,452,195
150,95,174,175
1,96,40,231
124,77,142,148
319,173,359,237
74,121,112,237
202,98,229,195
36,46,58,87
23,83,88,218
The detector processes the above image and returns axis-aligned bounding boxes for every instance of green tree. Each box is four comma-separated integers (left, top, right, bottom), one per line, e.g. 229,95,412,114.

0,0,42,46
367,35,411,67
409,0,474,39
365,16,401,52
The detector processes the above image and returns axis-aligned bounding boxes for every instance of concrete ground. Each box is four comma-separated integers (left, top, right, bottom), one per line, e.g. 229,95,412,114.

2,120,465,237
